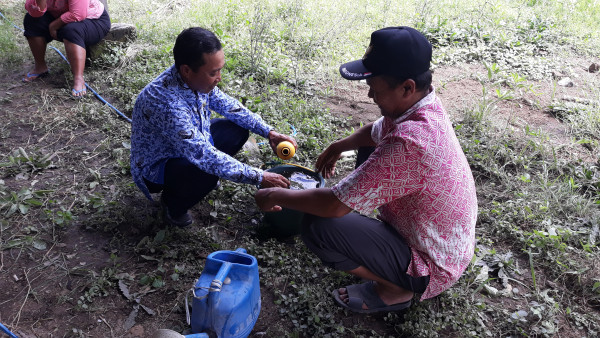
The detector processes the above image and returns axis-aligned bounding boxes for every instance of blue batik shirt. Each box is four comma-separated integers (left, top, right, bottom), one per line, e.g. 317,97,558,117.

130,65,273,200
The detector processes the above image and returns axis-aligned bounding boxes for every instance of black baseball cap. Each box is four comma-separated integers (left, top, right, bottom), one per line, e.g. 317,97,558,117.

339,26,432,80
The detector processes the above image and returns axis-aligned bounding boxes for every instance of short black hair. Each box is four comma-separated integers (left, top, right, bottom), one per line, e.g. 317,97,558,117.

383,70,432,92
173,27,222,72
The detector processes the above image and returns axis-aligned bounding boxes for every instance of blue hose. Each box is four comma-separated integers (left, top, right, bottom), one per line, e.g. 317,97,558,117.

47,46,132,123
0,10,132,123
0,322,19,338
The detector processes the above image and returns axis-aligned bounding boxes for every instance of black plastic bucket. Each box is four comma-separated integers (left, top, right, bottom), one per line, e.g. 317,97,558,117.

259,165,325,238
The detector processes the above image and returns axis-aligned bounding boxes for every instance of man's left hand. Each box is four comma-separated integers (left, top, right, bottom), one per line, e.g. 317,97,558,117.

267,130,297,155
261,171,290,189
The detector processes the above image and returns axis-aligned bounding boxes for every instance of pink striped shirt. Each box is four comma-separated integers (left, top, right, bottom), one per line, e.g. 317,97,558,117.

25,0,104,24
332,88,477,300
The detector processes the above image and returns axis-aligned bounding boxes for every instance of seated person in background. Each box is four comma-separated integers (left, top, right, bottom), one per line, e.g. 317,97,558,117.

23,0,110,97
131,27,296,227
255,26,477,313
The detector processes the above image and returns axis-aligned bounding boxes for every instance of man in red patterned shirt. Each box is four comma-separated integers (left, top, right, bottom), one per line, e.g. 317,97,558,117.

255,26,477,313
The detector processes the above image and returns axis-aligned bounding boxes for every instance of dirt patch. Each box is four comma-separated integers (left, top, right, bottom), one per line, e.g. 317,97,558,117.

435,60,599,162
326,81,380,129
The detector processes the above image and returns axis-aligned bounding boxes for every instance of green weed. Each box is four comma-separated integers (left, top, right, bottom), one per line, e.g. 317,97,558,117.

0,186,50,217
0,147,57,177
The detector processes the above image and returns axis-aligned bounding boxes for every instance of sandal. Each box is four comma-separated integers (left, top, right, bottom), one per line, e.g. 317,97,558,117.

71,87,87,98
22,70,49,82
332,281,413,314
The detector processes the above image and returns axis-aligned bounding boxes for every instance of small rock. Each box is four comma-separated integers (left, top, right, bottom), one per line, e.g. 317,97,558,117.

130,324,145,337
589,63,600,73
88,23,137,60
557,77,573,87
483,284,499,296
104,23,137,44
340,150,356,158
15,173,28,181
551,70,567,79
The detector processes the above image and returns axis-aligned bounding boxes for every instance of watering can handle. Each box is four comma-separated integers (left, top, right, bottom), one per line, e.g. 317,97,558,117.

211,262,231,291
210,248,247,291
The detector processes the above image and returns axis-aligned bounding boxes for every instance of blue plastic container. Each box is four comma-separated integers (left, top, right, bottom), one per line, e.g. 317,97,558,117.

190,248,260,338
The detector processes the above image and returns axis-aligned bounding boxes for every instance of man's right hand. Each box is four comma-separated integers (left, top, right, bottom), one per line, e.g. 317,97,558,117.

315,123,376,178
315,142,342,179
261,171,290,188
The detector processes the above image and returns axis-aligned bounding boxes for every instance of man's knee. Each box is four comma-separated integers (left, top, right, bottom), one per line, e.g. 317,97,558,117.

300,213,323,237
212,119,248,136
300,214,358,271
210,119,249,155
237,125,250,143
300,214,337,246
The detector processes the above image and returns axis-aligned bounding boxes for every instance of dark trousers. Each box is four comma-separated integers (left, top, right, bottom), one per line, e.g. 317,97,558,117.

145,119,249,217
24,10,111,49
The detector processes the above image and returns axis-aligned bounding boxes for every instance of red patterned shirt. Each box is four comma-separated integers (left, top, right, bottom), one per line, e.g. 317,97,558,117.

332,88,477,300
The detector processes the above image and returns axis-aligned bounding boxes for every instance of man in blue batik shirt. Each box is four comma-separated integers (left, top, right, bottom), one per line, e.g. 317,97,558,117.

131,27,296,227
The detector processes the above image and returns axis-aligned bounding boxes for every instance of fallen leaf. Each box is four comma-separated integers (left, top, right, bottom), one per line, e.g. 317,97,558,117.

124,304,139,331
32,239,47,250
140,303,155,316
119,280,132,300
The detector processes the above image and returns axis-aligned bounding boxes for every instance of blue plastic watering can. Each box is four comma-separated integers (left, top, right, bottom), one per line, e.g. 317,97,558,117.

153,248,260,338
189,248,261,337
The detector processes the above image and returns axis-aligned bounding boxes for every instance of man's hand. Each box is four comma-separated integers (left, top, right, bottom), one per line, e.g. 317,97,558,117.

255,188,282,212
261,171,290,188
49,18,65,39
267,130,297,155
315,142,342,179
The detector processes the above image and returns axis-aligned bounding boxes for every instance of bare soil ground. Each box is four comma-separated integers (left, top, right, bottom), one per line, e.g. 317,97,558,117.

1,52,599,337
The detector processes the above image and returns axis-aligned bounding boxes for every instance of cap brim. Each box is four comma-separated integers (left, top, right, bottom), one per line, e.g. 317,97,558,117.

339,59,374,80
